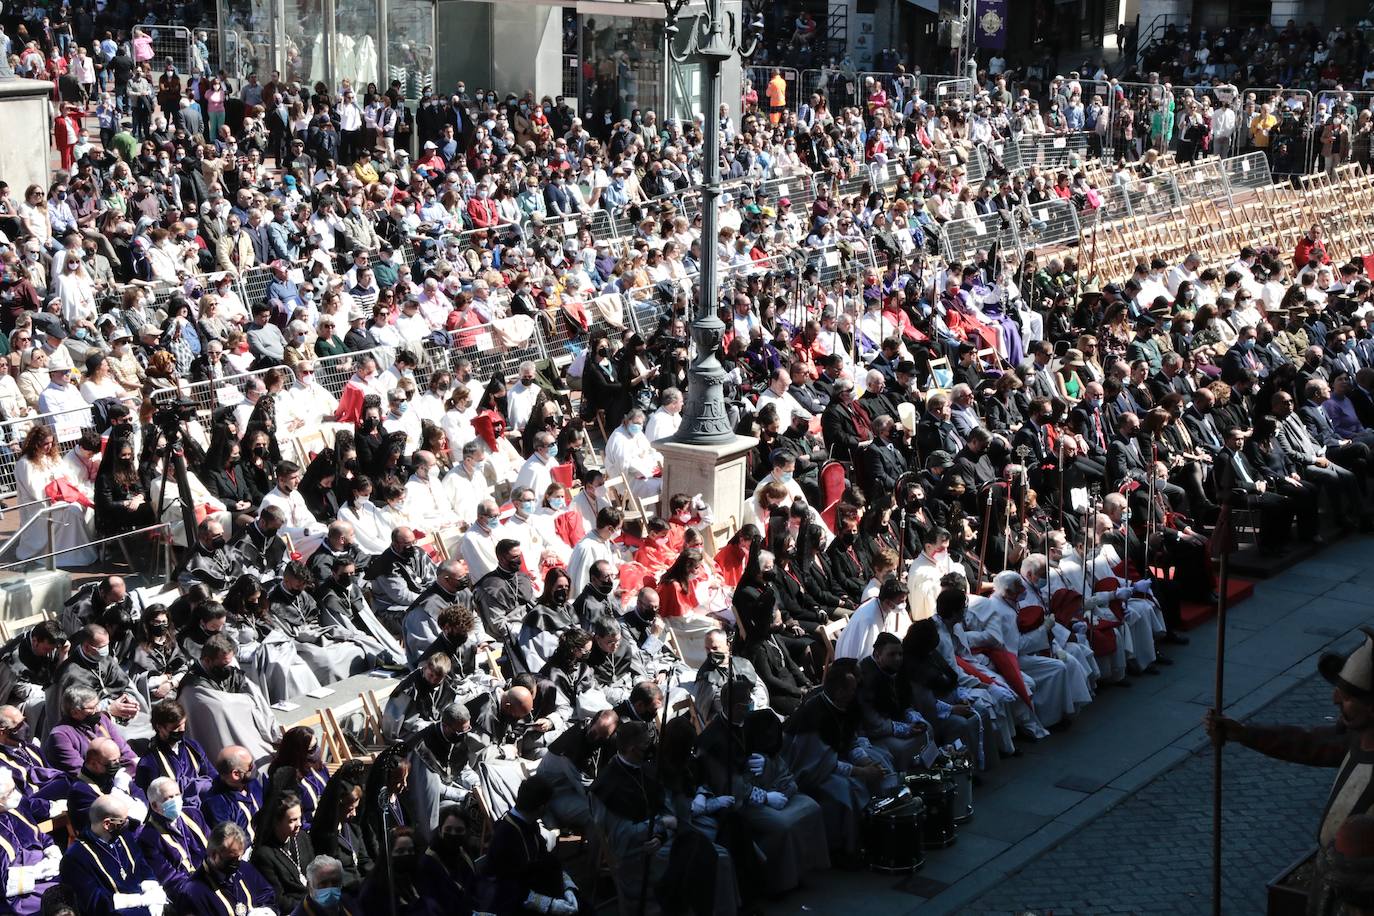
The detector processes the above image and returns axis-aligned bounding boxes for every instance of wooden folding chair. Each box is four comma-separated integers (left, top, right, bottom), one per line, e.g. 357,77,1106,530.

0,610,52,643
818,618,847,671
670,693,703,733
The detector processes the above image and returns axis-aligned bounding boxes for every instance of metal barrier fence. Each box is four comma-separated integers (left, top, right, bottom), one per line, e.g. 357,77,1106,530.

934,78,974,105
1019,197,1082,251
939,212,1020,266
143,23,195,75
1221,151,1273,190
859,71,920,110
744,67,800,121
1241,86,1314,176
1005,133,1092,175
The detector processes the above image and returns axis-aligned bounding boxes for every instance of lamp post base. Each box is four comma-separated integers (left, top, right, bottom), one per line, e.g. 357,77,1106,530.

658,434,759,534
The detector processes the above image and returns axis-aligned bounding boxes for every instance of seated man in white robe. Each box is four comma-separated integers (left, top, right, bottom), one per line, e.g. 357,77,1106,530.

963,571,1086,730
443,440,495,527
604,409,662,501
644,389,683,442
258,460,327,557
403,451,463,539
512,432,559,504
504,362,543,432
457,499,502,583
266,561,367,685
499,487,564,581
834,579,910,661
1042,530,1129,685
277,360,339,437
177,634,281,764
1016,555,1100,693
907,527,954,621
1089,534,1166,675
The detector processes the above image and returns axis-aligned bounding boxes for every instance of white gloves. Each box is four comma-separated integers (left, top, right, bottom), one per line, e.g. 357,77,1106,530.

126,798,149,824
893,722,914,738
1072,620,1088,637
903,709,922,725
1133,579,1153,596
139,883,169,908
764,791,788,810
5,865,34,897
955,686,973,702
247,908,277,916
990,683,1018,704
112,893,146,911
748,786,768,806
692,793,736,815
746,753,765,776
525,892,556,914
48,799,67,816
1114,587,1133,601
112,769,132,792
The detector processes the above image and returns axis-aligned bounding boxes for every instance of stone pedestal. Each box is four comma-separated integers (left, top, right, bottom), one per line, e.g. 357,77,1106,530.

0,79,52,192
658,435,758,531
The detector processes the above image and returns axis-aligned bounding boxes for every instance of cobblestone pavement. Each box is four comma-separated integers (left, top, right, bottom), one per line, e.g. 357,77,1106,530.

965,671,1337,916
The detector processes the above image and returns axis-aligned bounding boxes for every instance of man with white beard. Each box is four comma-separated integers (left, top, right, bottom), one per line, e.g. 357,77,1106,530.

964,571,1088,730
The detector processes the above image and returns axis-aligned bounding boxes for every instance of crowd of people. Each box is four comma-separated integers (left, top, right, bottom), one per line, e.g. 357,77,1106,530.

0,5,1372,916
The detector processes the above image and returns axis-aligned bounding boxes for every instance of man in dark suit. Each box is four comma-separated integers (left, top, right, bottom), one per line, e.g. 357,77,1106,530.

1182,388,1227,460
1020,341,1057,400
820,379,873,463
863,416,909,495
1148,352,1192,404
1071,382,1111,467
1215,426,1295,553
916,391,965,458
1298,378,1372,477
1219,326,1267,385
1272,391,1368,530
1106,412,1150,490
1351,368,1374,429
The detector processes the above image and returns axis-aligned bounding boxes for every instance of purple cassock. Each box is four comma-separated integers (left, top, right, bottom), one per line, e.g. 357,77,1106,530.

0,800,61,916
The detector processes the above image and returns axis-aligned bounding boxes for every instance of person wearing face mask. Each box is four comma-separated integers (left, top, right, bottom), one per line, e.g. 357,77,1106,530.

180,518,244,593
515,568,578,673
400,450,460,539
906,526,954,622
179,821,275,916
59,793,167,916
500,484,566,571
293,854,359,916
267,562,367,687
364,526,439,630
138,776,210,901
200,747,264,843
47,624,141,746
0,766,63,915
567,506,623,603
63,736,151,834
178,637,282,764
604,409,663,502
0,702,65,816
134,699,213,807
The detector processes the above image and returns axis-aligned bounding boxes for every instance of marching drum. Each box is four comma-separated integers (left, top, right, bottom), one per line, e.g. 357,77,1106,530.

862,793,926,873
940,755,974,824
905,771,958,848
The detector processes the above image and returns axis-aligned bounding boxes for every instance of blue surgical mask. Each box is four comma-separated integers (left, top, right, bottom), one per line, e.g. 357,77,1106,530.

781,471,794,482
519,500,536,516
627,423,643,436
546,443,559,459
311,888,342,908
549,497,567,511
160,797,183,820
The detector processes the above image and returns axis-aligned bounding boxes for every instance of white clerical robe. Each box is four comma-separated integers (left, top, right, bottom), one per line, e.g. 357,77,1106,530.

403,473,459,534
963,594,1076,728
259,486,325,555
907,550,953,621
567,532,618,597
833,596,907,661
604,427,662,499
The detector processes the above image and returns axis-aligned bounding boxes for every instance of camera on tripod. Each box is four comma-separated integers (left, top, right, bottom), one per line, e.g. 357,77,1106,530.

154,398,197,437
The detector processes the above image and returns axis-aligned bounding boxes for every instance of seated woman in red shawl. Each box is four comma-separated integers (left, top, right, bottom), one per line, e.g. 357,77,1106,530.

663,493,710,554
713,524,761,589
535,481,584,553
634,517,677,578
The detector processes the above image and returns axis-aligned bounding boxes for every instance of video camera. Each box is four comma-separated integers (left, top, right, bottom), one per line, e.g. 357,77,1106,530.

153,398,198,435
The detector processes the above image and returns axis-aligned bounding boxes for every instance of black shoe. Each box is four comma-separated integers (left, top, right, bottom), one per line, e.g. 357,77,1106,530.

1162,631,1190,646
1143,663,1161,675
1111,678,1133,688
1126,660,1143,676
1154,655,1175,666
